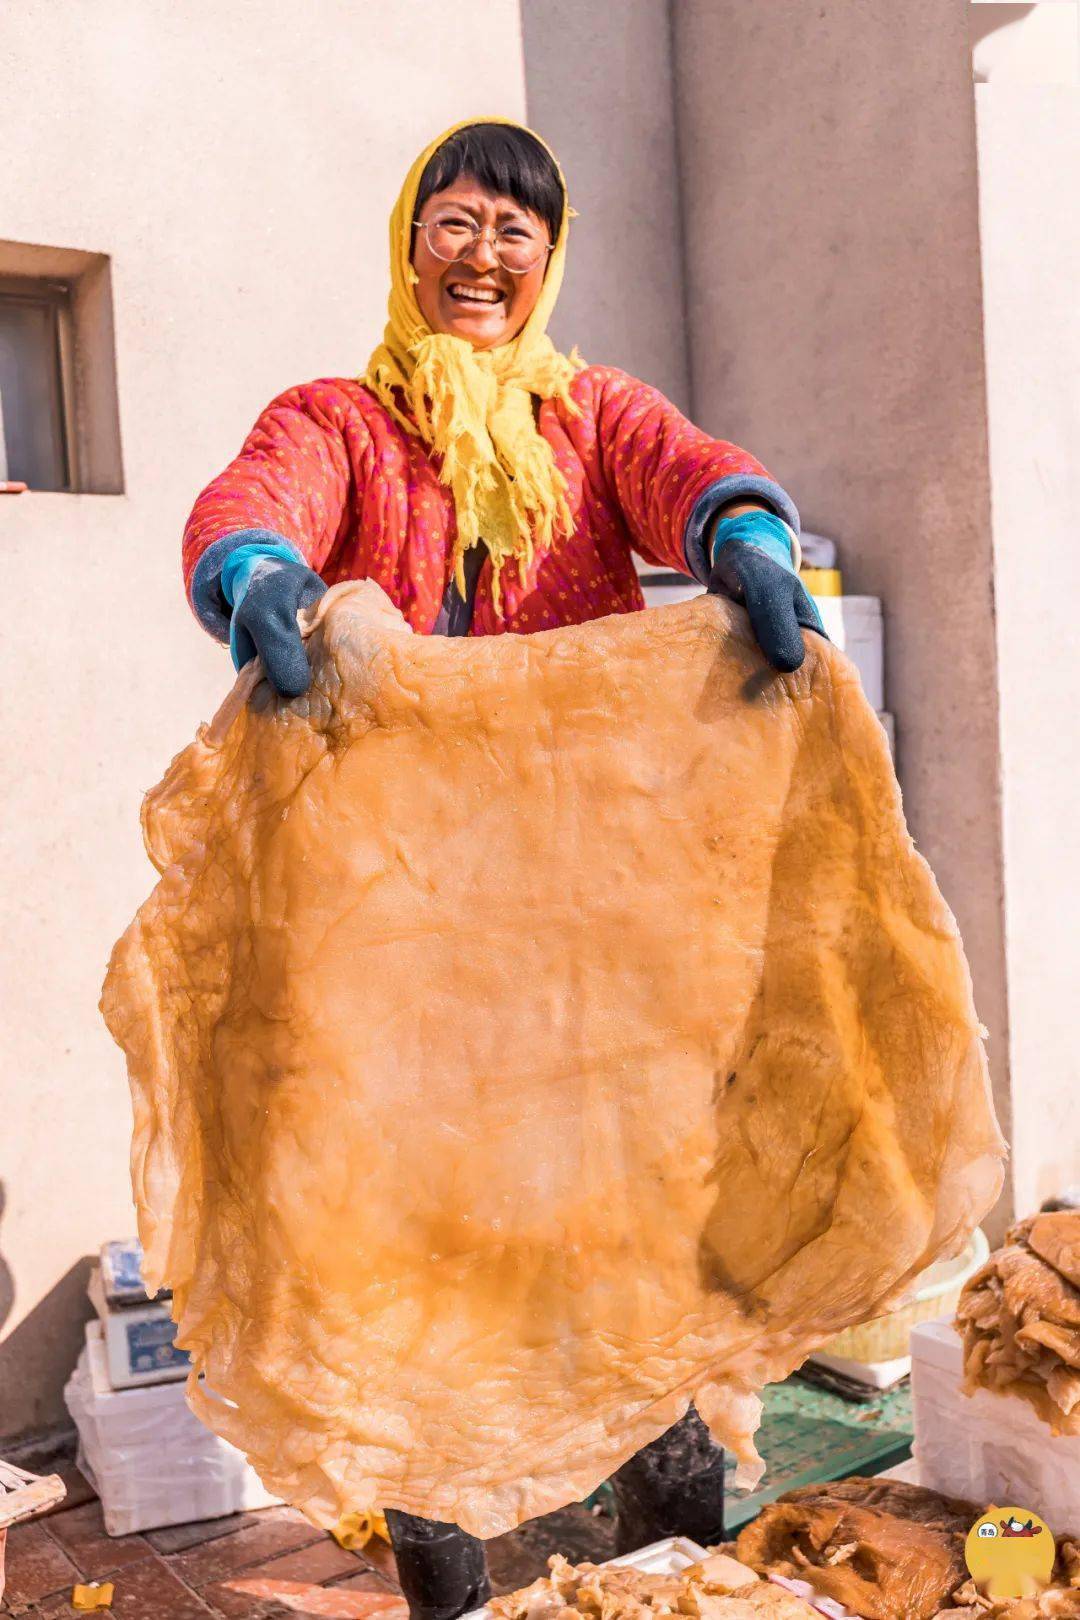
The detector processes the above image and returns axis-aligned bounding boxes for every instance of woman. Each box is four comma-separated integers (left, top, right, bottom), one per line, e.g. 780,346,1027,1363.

184,118,819,694
182,120,821,1620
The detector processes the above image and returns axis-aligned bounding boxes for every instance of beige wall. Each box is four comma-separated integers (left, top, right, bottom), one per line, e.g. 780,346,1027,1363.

975,83,1080,1215
0,0,528,1440
521,0,690,410
670,0,1015,1233
3,0,1075,1443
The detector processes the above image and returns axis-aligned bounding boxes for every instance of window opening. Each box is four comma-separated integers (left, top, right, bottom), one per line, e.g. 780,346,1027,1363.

0,276,75,491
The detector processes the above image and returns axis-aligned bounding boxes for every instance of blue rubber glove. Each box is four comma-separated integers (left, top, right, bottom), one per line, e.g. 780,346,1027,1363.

707,510,825,674
220,543,327,697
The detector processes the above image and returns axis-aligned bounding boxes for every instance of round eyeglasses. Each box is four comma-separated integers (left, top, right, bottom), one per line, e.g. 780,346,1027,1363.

413,214,553,275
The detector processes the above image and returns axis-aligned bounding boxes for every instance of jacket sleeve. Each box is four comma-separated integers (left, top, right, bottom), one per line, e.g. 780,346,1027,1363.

585,368,800,582
182,381,361,640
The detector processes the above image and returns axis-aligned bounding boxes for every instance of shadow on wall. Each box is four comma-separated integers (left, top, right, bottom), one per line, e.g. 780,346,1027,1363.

969,4,1037,81
0,1185,94,1442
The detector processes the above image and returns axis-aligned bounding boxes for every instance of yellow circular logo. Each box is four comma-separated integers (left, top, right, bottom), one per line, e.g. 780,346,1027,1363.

965,1506,1055,1600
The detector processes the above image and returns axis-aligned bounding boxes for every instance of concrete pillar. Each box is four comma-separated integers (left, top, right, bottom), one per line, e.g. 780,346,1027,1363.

671,0,1015,1232
521,0,690,410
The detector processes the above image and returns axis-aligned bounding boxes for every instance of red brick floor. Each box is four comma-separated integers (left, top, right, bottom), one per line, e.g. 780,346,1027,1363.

1,1458,614,1620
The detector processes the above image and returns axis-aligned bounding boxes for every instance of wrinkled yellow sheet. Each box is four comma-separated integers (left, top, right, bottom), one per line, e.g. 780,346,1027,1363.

101,582,1004,1538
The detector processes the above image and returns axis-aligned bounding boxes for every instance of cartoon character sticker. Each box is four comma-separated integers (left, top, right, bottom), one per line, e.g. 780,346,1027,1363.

965,1506,1056,1599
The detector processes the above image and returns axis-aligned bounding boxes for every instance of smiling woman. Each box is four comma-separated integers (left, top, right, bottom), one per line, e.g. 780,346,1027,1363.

175,115,829,1620
410,122,560,348
184,120,815,702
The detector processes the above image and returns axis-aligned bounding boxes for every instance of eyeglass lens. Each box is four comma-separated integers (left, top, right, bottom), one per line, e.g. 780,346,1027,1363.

422,215,548,274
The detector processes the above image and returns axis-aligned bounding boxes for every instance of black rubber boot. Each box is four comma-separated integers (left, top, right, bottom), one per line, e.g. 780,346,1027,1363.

608,1405,726,1554
385,1509,492,1620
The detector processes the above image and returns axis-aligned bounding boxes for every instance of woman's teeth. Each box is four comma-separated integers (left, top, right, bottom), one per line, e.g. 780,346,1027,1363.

448,284,504,306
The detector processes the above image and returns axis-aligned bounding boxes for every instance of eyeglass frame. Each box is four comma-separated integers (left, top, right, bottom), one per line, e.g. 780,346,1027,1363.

411,216,554,275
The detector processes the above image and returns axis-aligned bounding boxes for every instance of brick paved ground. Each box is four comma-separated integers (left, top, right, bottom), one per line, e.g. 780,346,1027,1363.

1,1453,616,1620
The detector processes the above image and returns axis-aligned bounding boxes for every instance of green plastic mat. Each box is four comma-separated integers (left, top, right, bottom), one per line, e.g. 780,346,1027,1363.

583,1375,912,1531
721,1374,913,1530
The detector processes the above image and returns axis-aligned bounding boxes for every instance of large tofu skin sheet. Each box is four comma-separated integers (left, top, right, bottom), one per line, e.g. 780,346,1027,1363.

101,583,1005,1538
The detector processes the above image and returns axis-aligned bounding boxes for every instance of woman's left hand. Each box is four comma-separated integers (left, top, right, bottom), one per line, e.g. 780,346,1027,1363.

706,509,826,674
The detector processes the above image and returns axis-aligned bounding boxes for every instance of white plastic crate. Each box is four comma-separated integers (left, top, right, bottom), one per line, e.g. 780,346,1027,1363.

64,1322,279,1535
911,1318,1080,1533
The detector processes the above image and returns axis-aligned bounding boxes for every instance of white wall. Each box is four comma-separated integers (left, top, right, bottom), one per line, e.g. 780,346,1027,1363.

0,0,528,1440
4,0,1076,1443
976,82,1080,1215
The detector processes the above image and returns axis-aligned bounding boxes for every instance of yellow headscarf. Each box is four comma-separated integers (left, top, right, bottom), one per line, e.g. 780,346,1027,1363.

364,118,584,608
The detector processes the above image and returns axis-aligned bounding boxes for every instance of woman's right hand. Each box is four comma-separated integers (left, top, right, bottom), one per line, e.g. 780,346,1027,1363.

224,551,327,698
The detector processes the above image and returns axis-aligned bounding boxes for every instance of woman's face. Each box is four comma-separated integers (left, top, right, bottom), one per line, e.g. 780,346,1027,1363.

411,178,552,350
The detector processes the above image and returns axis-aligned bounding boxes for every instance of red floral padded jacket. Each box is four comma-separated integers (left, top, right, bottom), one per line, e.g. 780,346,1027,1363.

183,365,798,641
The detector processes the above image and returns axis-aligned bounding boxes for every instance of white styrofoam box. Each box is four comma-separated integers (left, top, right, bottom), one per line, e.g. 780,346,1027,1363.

461,1537,710,1620
605,1536,711,1574
812,596,884,711
64,1322,279,1535
911,1318,1080,1532
876,1456,922,1485
809,1349,912,1390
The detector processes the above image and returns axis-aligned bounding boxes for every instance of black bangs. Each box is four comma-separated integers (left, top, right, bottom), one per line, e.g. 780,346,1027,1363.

414,123,564,243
